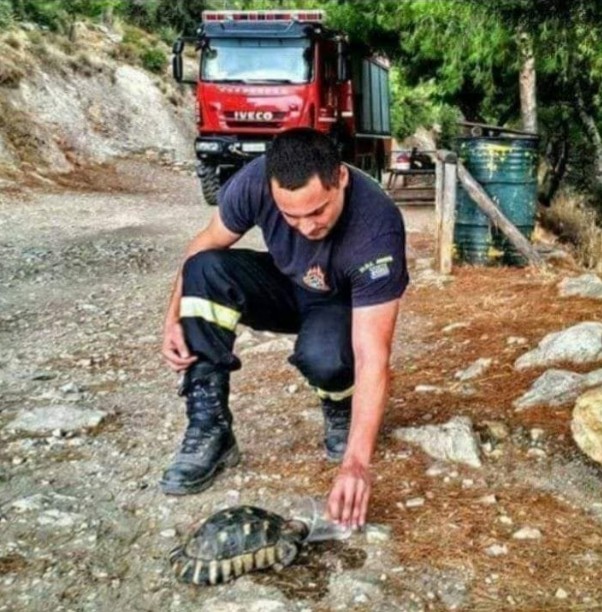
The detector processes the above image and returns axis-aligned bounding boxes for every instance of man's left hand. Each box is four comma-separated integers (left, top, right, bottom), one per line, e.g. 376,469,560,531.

326,461,372,529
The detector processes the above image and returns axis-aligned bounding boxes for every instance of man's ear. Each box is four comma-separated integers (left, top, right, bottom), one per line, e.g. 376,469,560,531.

338,164,349,189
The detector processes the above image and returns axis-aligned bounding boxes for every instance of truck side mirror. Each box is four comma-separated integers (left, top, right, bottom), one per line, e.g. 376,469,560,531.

172,38,197,85
172,39,184,82
336,40,349,82
173,39,184,55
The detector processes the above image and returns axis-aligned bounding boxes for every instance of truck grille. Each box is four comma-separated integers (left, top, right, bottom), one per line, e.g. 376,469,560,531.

224,112,285,129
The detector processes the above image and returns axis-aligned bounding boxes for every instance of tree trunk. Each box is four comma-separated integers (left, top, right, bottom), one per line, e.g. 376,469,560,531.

575,84,602,189
518,31,537,134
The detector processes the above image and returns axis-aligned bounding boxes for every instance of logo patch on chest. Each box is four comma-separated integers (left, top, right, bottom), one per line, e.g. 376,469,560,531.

303,265,329,291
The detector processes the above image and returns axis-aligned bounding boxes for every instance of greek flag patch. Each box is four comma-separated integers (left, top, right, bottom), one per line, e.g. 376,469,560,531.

358,255,393,280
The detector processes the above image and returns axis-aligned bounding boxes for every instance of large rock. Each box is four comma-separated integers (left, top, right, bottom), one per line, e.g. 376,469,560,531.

572,386,602,464
393,416,482,468
515,322,602,370
7,404,107,434
513,368,602,410
559,274,602,300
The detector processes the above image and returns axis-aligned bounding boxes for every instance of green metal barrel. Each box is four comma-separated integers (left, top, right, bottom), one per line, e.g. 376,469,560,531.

455,136,538,266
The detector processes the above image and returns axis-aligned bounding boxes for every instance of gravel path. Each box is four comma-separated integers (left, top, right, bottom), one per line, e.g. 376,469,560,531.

0,162,423,611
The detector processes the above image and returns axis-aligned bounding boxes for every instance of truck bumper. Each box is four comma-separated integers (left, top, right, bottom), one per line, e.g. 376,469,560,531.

195,136,271,165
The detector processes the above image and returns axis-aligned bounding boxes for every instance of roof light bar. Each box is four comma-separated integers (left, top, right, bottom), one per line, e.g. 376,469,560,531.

202,10,325,24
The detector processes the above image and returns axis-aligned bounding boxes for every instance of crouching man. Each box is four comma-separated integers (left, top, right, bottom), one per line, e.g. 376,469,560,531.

160,128,409,529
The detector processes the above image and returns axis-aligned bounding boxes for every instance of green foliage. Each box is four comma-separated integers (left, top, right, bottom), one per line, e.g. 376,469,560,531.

141,46,166,73
0,0,14,29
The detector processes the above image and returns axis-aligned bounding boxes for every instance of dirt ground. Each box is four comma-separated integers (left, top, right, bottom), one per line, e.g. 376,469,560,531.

1,160,602,611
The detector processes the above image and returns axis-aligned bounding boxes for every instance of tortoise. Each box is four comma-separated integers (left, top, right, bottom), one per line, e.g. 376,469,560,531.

169,505,310,585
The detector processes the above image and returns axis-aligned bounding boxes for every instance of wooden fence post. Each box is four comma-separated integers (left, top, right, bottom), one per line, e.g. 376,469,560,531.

435,150,457,275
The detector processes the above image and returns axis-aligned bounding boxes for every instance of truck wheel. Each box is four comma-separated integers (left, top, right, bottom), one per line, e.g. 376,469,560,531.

197,161,220,207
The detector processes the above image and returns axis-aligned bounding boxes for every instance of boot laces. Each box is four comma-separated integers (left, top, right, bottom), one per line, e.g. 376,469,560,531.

323,403,351,432
180,380,229,454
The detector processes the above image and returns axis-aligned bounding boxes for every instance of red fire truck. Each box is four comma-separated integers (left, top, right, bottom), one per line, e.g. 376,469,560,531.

172,9,392,206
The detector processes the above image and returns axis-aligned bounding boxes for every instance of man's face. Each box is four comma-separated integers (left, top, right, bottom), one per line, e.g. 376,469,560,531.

271,166,349,240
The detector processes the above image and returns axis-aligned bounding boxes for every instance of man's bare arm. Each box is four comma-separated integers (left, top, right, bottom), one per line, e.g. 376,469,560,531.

162,211,242,371
327,298,400,527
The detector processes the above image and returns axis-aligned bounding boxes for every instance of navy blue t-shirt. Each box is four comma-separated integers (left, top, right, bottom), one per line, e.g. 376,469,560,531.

218,156,409,308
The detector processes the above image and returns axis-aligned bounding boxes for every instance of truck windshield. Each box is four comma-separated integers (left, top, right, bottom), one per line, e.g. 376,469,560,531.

201,38,312,84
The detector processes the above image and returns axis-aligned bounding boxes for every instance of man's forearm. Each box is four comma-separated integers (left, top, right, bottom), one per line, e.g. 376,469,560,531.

343,362,389,467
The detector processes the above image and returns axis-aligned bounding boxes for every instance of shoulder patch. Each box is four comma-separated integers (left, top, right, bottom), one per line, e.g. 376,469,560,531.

358,255,394,280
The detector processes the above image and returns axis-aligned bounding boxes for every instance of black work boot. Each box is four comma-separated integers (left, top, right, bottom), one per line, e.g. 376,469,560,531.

321,397,352,462
160,366,240,495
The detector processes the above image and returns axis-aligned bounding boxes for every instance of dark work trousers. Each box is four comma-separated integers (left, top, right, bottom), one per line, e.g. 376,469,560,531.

180,249,354,399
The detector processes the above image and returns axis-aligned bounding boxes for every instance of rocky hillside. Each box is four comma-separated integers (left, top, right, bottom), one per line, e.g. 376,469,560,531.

0,21,196,187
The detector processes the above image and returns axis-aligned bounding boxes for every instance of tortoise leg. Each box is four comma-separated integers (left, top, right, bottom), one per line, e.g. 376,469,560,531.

275,540,298,568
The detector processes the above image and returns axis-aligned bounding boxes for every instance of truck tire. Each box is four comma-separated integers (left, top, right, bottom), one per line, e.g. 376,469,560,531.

197,161,220,207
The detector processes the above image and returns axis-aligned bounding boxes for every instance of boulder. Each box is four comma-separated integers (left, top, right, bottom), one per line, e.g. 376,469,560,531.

393,416,482,468
515,322,602,370
7,404,107,434
559,274,602,300
571,386,602,464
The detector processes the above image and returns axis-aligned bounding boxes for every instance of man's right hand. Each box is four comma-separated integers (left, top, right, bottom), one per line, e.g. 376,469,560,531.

162,321,197,372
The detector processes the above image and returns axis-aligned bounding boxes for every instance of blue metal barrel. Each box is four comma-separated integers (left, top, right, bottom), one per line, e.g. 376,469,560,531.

455,136,538,266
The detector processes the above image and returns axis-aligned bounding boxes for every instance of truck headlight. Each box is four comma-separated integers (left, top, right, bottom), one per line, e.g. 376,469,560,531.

195,141,221,153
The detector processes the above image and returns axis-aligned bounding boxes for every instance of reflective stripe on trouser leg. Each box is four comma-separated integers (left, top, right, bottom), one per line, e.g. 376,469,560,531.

180,297,241,332
181,249,299,373
315,385,355,402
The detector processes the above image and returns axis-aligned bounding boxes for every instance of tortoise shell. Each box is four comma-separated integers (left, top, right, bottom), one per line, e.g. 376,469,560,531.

169,505,307,585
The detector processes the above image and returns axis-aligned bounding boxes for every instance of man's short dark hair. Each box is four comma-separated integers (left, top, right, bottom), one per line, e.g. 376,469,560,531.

266,128,341,190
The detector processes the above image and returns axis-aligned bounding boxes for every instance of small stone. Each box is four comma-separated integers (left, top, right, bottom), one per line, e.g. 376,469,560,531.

455,358,492,381
482,421,510,441
60,382,81,394
513,527,542,540
507,336,527,346
160,529,176,538
485,544,508,557
555,588,569,599
12,457,24,466
12,494,48,513
443,322,469,333
462,479,474,488
414,385,442,394
405,497,425,508
426,465,445,477
365,524,392,543
31,371,57,381
286,384,299,394
37,509,83,528
477,494,498,505
527,448,547,458
498,516,513,525
530,428,545,442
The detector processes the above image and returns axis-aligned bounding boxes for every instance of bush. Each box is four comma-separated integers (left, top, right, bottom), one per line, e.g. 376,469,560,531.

158,25,177,47
141,46,166,73
0,0,13,29
0,57,24,87
540,190,602,271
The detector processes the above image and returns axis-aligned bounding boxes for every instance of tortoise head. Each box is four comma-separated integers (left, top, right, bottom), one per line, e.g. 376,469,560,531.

281,519,310,543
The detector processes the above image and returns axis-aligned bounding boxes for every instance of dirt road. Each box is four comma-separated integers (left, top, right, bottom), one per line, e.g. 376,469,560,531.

2,161,602,611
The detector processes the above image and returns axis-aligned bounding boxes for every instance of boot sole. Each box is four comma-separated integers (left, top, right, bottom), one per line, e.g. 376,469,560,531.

159,444,241,496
